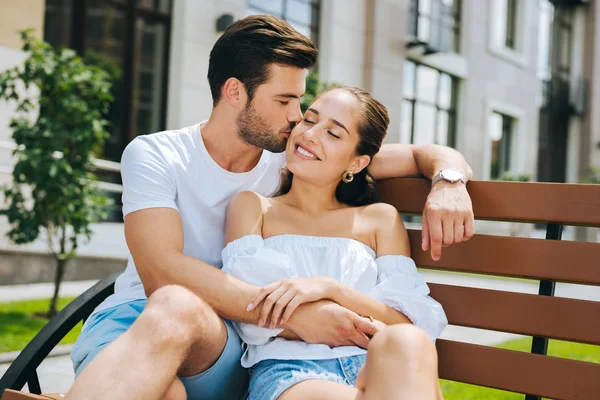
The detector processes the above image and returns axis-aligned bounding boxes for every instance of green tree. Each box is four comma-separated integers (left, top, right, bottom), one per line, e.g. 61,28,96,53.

300,72,338,113
582,166,600,184
0,30,113,317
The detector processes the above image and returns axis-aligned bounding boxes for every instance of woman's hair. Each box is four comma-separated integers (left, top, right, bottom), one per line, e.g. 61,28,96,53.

277,86,389,206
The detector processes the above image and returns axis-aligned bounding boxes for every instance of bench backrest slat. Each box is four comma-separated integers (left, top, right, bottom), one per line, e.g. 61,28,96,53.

377,178,600,399
430,283,600,345
379,178,600,226
437,339,600,399
406,230,600,285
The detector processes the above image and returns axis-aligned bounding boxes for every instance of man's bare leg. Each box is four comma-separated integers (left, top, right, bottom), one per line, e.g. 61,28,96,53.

277,324,442,400
66,285,228,400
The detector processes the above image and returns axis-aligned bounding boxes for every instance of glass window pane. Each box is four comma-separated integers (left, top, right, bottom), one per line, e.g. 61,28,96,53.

137,0,171,12
436,110,449,146
413,104,436,145
84,0,127,162
133,19,167,137
286,0,312,26
44,0,73,49
490,112,513,179
416,65,439,104
559,27,570,72
403,61,416,99
401,101,413,142
419,0,432,15
417,16,431,42
248,0,284,16
438,73,453,109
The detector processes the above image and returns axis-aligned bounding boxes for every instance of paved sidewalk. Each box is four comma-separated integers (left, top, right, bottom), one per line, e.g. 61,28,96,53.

0,280,98,303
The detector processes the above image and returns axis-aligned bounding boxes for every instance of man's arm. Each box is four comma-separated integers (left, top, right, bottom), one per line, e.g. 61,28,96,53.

125,207,262,323
368,143,473,181
126,198,378,348
369,143,475,261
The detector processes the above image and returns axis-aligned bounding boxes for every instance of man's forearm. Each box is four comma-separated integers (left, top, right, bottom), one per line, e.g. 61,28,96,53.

139,251,263,323
413,144,473,181
331,284,411,326
369,143,473,181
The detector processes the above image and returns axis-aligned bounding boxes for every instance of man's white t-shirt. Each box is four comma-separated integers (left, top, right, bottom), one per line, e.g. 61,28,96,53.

93,122,286,314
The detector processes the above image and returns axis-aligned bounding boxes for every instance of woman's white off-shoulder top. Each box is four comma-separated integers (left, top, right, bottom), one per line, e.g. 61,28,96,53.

221,234,447,368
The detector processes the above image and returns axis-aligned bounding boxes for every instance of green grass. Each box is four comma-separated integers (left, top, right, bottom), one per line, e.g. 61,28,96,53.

0,297,81,353
440,337,600,399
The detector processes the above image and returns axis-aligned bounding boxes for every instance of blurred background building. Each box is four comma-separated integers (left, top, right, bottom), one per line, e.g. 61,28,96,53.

0,0,599,283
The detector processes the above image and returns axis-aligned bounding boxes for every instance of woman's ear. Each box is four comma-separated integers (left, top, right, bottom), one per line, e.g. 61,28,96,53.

222,78,248,108
349,155,371,174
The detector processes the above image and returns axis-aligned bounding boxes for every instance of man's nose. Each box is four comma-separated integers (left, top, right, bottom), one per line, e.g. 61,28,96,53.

288,103,303,124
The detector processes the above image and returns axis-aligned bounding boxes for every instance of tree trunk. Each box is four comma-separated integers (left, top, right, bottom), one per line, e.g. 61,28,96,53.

48,257,68,318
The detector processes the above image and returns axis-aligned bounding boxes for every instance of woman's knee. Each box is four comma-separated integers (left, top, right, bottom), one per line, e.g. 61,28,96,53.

370,324,437,367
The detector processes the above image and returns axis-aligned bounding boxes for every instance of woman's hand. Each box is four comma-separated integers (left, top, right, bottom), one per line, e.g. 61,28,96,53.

247,277,340,328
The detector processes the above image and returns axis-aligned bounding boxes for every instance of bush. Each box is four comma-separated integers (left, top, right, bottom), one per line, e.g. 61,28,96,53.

0,30,113,317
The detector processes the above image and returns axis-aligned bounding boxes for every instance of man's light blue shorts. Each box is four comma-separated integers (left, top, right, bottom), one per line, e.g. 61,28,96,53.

70,299,249,400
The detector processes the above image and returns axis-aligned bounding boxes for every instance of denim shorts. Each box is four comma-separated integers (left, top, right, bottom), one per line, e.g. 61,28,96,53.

248,354,367,400
71,299,249,400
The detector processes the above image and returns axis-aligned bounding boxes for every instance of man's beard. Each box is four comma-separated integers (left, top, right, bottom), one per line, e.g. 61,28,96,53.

237,102,292,153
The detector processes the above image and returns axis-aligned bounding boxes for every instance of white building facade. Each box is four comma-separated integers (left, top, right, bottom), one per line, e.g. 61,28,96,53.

0,0,598,283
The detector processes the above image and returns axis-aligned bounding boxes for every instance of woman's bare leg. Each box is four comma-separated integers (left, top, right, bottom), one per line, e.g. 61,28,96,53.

278,380,360,400
278,324,443,400
358,324,442,400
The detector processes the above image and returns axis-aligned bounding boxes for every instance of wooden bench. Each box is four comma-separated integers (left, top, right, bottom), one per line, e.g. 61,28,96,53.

2,178,600,399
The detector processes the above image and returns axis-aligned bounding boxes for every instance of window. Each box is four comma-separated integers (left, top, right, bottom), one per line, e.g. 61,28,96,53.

489,112,514,180
44,0,172,221
44,0,172,162
246,0,321,45
401,61,458,147
407,0,461,53
505,0,517,49
489,0,528,66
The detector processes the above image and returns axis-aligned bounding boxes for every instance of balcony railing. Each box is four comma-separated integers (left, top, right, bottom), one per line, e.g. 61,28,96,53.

540,75,587,116
548,0,589,7
0,140,123,222
406,0,456,54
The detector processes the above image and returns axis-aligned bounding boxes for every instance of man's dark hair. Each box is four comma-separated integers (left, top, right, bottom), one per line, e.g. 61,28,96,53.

208,15,318,106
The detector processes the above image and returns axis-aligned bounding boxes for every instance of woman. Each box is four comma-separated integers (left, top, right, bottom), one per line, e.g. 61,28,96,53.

222,86,447,400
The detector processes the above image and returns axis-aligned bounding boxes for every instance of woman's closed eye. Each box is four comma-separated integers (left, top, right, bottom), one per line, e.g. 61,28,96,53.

328,131,340,139
302,118,316,125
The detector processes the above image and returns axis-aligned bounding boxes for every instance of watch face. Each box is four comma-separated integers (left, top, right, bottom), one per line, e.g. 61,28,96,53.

441,168,462,182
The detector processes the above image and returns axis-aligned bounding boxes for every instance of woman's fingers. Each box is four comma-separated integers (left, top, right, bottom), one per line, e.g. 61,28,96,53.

259,286,287,326
269,291,296,328
247,281,281,311
279,296,304,325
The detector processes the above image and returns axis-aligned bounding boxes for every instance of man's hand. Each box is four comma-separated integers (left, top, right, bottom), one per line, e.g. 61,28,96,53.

422,181,474,261
247,277,339,328
282,300,381,349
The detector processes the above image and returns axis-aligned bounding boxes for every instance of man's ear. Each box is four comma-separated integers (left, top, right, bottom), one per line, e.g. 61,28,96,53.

350,155,371,174
222,78,249,108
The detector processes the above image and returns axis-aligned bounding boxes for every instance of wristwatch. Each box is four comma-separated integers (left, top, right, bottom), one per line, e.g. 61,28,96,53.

432,168,467,186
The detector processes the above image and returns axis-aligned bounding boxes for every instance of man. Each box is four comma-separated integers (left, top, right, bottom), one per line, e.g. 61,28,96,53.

70,15,473,399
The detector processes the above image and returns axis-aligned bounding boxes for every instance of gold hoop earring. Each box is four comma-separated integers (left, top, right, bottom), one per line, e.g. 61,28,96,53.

342,170,354,183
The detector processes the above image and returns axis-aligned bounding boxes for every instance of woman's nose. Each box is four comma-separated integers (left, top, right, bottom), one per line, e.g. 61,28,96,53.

303,127,319,143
